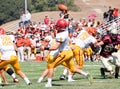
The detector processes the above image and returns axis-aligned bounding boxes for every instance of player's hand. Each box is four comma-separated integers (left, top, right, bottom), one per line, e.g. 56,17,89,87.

70,44,75,50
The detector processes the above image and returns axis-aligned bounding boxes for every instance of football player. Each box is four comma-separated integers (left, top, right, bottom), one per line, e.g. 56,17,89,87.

40,19,93,87
0,35,31,85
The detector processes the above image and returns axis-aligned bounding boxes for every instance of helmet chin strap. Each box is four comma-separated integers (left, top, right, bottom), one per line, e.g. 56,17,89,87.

57,28,66,33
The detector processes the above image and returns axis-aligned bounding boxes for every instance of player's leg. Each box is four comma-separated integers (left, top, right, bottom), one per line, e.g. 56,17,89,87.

112,50,120,78
64,57,94,85
115,66,119,78
59,67,68,80
61,63,75,82
38,54,56,83
3,66,19,83
45,50,73,87
0,69,8,84
10,55,32,85
37,68,49,83
59,46,84,81
100,56,114,78
73,46,84,69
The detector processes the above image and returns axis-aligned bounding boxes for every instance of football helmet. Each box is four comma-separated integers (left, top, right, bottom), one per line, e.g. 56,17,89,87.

55,19,67,30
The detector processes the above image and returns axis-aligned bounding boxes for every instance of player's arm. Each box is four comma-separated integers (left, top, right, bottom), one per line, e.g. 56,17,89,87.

13,41,18,52
95,41,104,46
49,41,61,51
40,41,61,51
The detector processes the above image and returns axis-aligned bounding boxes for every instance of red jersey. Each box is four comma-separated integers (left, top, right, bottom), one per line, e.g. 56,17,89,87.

16,37,24,47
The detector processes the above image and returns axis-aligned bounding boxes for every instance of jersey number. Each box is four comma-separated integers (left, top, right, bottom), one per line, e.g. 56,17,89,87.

1,36,13,46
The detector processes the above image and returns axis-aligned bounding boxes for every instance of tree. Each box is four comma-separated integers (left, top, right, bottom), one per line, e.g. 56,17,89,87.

0,0,75,25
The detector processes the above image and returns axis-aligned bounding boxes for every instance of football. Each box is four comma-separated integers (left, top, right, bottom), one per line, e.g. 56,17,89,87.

58,4,68,11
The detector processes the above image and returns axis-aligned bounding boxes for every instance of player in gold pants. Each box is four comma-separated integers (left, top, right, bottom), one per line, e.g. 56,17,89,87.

83,47,93,61
71,45,84,69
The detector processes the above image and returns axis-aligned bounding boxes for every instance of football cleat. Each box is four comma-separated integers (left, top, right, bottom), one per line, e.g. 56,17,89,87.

68,79,75,82
87,74,94,85
37,79,42,83
59,75,66,80
45,83,52,87
115,73,119,79
100,68,106,78
27,82,32,85
13,78,19,83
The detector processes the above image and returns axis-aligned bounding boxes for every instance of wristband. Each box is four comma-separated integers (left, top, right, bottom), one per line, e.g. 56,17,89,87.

44,47,50,50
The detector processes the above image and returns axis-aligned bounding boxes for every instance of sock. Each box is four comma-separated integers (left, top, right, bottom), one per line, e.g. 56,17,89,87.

47,78,52,84
63,69,67,75
68,75,73,80
24,77,30,84
80,71,88,77
11,73,16,79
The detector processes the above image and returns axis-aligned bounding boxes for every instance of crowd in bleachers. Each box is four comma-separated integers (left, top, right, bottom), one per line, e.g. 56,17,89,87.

0,6,120,63
12,17,99,62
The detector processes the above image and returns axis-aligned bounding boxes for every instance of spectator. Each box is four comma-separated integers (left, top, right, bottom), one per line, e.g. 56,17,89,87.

19,10,31,28
19,10,26,27
16,35,25,62
0,27,5,35
30,35,37,58
113,8,119,19
24,10,31,27
40,22,47,39
44,16,49,25
107,6,114,21
24,35,32,61
103,12,109,22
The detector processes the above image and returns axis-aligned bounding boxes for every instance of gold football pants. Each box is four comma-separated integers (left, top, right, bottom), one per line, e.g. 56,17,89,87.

0,55,21,74
48,50,76,73
72,45,84,69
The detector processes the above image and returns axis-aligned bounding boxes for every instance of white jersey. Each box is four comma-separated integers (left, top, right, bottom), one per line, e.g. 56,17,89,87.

71,37,85,49
0,35,16,60
56,30,71,51
77,30,97,48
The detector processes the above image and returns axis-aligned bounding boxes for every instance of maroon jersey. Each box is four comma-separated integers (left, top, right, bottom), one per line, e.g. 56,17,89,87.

117,34,120,44
100,34,117,58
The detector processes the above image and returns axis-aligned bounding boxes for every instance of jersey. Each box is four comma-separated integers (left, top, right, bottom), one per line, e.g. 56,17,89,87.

0,35,16,60
100,34,118,58
77,30,97,48
56,30,71,51
71,37,85,49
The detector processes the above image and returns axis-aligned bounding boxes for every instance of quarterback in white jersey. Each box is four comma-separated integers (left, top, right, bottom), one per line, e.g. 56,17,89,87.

0,35,31,85
40,19,93,87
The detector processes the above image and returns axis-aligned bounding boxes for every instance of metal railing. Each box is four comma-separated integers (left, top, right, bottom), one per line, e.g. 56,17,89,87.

99,17,120,35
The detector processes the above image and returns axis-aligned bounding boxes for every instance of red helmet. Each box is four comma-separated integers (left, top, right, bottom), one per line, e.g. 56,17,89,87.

56,19,67,30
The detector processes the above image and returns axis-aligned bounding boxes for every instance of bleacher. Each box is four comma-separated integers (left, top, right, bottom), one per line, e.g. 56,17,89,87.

99,17,120,35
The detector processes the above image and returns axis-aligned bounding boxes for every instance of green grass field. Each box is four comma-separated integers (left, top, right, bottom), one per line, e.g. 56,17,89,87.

2,61,120,89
